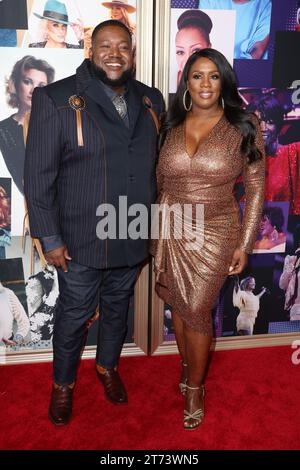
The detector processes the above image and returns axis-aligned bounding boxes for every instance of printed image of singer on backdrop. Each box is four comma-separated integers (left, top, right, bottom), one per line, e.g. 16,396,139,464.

169,7,235,93
236,88,300,215
0,177,11,259
0,47,83,237
22,0,84,49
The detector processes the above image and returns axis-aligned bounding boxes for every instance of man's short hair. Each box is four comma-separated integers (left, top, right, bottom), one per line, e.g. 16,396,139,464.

91,20,132,47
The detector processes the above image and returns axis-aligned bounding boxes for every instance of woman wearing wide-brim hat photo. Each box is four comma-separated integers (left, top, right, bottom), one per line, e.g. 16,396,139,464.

29,0,84,49
102,0,136,36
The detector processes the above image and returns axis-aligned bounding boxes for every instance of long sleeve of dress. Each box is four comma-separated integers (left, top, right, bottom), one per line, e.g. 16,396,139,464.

156,159,164,199
156,130,170,201
238,120,265,254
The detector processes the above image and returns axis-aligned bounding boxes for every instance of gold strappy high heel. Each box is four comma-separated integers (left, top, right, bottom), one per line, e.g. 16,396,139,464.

183,384,205,430
179,361,188,395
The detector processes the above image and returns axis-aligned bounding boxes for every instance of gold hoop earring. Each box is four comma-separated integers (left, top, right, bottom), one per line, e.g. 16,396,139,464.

183,89,192,111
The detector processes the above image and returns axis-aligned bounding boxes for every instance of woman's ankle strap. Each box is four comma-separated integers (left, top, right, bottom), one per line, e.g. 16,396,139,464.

186,384,205,390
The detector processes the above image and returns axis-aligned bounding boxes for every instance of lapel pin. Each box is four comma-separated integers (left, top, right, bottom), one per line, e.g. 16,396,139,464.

143,96,160,134
69,95,85,111
68,95,85,147
143,95,153,109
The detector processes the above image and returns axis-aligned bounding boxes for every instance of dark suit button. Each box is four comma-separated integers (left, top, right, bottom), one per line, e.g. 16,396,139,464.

129,175,135,182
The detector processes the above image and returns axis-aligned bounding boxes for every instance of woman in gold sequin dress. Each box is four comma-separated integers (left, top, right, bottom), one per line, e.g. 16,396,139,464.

151,49,265,430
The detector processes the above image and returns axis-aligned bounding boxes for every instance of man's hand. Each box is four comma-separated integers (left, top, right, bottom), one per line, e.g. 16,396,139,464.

228,249,248,275
44,246,72,272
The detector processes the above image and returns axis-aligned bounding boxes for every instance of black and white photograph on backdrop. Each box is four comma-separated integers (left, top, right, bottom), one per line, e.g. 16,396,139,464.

0,257,30,348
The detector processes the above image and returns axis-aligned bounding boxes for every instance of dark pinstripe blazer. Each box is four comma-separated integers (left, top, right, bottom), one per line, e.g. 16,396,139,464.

24,59,165,269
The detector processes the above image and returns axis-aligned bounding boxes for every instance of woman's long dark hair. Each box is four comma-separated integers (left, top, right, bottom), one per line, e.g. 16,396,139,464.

160,49,262,164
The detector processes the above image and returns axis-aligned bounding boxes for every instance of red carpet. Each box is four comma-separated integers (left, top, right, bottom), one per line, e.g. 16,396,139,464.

0,346,300,450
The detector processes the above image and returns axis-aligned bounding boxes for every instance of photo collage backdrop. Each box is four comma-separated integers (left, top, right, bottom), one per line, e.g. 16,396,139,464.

0,0,137,357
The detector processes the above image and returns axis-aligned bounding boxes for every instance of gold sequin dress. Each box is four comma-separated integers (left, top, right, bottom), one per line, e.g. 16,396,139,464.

151,115,265,335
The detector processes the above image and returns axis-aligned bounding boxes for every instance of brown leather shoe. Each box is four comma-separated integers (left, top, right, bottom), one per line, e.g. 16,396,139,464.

48,384,74,426
96,368,128,405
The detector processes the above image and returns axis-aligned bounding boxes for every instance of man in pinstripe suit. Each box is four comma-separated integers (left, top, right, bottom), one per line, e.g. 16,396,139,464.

24,20,164,426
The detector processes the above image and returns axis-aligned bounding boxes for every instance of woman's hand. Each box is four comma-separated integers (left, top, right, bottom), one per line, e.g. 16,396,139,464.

228,248,248,275
71,18,84,42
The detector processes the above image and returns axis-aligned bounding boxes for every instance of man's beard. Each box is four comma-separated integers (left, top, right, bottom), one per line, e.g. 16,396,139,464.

91,59,133,87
